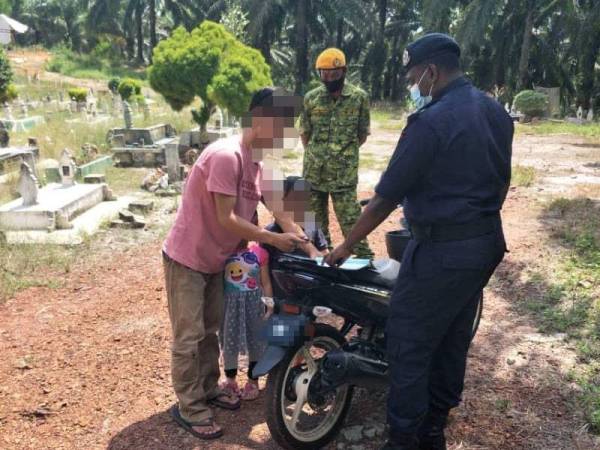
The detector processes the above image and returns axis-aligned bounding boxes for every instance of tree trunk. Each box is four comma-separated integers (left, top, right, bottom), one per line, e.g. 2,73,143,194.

336,16,344,48
576,16,600,109
258,26,272,65
294,0,309,95
135,1,144,64
149,0,157,61
517,6,534,91
386,34,399,101
370,0,387,100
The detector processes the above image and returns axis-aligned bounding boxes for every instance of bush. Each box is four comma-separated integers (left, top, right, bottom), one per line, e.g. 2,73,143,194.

149,21,272,129
68,87,88,102
117,78,142,101
108,77,121,94
0,47,13,103
0,83,17,103
514,90,549,118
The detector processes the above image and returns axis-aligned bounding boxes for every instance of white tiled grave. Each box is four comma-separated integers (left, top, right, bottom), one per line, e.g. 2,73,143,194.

1,182,111,232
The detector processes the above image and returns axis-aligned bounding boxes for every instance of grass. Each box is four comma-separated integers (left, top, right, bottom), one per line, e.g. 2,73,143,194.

520,197,600,431
105,166,147,195
0,241,89,302
512,165,536,187
515,121,600,140
371,104,406,131
45,47,146,81
360,152,388,171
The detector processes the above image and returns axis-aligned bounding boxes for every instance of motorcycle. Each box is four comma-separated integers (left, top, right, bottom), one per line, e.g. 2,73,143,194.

253,218,483,449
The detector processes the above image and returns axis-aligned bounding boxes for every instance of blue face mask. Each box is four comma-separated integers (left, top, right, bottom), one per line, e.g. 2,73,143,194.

409,69,434,110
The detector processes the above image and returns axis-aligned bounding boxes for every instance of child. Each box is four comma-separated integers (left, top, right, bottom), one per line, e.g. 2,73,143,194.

265,176,329,257
219,240,272,401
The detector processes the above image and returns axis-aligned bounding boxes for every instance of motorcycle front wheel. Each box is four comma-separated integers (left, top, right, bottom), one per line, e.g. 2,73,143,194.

265,323,353,450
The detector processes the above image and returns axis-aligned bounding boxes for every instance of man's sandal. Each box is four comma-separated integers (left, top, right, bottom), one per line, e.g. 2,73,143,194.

208,391,241,410
169,404,223,440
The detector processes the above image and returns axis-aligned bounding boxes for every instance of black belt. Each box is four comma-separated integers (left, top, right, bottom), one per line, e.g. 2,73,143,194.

410,214,501,242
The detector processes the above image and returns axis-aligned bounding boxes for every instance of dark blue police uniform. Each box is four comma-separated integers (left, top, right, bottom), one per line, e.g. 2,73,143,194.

375,64,513,445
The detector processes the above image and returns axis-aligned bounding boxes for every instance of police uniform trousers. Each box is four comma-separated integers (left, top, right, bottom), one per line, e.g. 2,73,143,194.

310,188,374,259
386,228,506,438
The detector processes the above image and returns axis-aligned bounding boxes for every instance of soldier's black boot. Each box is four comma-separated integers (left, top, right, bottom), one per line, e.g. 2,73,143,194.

417,407,449,450
381,433,419,450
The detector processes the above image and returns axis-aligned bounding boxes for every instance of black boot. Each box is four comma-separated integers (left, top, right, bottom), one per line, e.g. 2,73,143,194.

417,407,448,450
381,433,419,450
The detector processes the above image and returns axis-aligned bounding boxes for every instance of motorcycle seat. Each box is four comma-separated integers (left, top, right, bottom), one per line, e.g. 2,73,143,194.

342,258,400,289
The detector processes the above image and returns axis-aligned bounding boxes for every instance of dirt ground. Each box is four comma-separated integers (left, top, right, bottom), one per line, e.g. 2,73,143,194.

1,120,600,448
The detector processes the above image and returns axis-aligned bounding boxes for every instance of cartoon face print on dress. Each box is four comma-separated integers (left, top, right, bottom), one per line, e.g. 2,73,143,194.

225,259,249,284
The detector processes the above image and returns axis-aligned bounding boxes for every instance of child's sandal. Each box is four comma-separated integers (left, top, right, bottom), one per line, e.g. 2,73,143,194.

219,379,240,398
241,382,260,401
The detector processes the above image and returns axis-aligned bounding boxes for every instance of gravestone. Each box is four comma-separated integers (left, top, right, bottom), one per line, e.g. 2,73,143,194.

60,149,77,187
143,102,150,120
3,103,13,120
16,162,39,206
19,101,28,118
587,108,594,122
577,106,583,120
123,101,133,129
0,123,9,148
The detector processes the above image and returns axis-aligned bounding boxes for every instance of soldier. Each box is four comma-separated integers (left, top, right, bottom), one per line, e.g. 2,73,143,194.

298,48,374,259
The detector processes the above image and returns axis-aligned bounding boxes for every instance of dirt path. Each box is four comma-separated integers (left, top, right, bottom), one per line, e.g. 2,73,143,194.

9,49,111,92
1,123,600,449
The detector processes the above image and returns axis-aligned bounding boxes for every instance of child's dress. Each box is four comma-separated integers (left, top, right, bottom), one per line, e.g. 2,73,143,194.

219,243,268,372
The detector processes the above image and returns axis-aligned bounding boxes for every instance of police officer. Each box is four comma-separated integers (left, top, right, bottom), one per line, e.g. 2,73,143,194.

325,33,513,450
299,48,374,259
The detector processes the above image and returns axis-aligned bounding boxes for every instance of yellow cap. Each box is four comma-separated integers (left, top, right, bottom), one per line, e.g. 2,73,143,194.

315,48,346,70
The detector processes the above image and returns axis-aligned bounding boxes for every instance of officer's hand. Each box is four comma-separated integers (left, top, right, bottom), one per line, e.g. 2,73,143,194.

324,244,352,267
270,232,308,253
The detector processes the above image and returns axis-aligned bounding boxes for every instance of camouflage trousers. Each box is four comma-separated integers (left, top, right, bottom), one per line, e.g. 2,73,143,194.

310,189,374,259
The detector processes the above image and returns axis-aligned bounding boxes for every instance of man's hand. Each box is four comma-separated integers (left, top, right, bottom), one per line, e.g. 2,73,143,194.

269,232,308,253
324,243,352,267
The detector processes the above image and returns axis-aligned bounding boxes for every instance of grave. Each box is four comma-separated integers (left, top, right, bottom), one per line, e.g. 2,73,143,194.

0,141,40,182
0,104,44,131
178,126,235,152
107,123,181,180
0,149,130,244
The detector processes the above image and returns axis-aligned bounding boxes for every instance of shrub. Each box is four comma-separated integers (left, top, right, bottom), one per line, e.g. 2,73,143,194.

514,90,549,118
117,78,142,101
0,47,13,103
148,21,272,130
68,87,88,102
108,77,121,94
0,83,17,103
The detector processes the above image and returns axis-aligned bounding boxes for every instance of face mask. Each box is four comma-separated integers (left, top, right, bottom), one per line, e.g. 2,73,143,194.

409,69,434,110
323,75,345,93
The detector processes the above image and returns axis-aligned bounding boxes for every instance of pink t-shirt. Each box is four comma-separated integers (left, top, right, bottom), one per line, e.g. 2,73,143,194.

163,136,262,273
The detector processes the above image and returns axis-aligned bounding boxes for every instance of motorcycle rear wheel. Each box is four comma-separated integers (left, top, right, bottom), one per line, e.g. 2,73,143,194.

265,323,353,450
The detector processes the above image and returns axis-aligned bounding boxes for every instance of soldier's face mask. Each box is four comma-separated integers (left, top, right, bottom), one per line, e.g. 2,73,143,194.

409,67,435,110
319,69,345,93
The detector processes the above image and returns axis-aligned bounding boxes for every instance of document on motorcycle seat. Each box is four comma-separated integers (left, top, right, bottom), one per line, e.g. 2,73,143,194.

316,257,371,270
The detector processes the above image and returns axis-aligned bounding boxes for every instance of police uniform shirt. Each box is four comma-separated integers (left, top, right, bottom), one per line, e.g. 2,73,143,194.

375,77,513,226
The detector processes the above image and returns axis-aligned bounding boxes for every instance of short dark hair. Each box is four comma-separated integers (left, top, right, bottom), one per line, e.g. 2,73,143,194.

248,87,302,117
249,87,276,111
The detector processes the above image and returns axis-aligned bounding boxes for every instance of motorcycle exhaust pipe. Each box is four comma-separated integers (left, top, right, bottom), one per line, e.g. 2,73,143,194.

320,348,388,389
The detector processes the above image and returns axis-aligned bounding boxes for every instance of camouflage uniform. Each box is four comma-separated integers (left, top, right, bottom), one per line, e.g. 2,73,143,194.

298,82,374,259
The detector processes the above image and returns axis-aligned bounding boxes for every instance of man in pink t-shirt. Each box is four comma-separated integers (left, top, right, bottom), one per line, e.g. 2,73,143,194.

163,88,309,440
